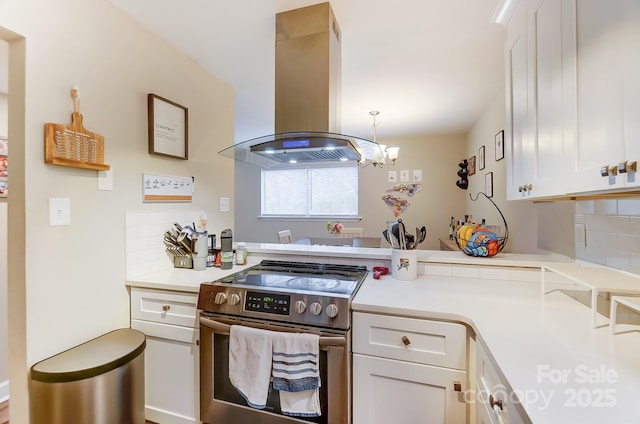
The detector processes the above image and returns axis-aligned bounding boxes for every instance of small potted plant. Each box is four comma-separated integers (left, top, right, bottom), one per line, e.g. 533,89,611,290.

327,221,343,235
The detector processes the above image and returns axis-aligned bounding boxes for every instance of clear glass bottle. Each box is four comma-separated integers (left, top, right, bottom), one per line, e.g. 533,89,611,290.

235,242,247,265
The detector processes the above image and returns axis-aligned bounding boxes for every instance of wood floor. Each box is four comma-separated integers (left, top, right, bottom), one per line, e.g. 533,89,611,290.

0,400,155,424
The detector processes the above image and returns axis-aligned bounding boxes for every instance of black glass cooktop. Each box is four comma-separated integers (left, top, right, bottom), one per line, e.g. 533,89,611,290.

211,260,368,296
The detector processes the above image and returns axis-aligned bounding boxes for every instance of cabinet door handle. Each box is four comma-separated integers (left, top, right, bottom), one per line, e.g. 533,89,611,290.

401,335,411,346
162,304,171,312
601,165,618,177
453,380,462,392
618,161,637,174
490,394,503,411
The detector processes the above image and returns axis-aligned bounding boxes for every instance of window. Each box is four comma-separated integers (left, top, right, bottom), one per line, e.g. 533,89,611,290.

261,166,359,217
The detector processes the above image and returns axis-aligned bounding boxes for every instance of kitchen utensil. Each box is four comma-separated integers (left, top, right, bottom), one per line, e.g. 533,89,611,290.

417,226,426,246
391,222,400,249
44,88,109,171
382,229,391,246
398,219,407,250
372,266,389,279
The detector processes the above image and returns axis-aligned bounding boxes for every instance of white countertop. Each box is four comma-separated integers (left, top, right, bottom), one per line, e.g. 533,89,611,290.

127,244,639,423
125,244,569,292
352,273,640,424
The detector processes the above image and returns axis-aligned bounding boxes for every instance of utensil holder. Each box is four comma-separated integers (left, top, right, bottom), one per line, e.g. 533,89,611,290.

391,249,417,281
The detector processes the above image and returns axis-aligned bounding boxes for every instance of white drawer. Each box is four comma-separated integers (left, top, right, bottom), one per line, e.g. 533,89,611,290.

131,319,198,344
352,312,467,370
476,340,529,424
130,287,198,329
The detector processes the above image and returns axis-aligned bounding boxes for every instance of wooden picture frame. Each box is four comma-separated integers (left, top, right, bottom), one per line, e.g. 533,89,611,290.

478,145,485,170
468,156,476,176
148,94,188,159
485,172,494,197
495,130,504,161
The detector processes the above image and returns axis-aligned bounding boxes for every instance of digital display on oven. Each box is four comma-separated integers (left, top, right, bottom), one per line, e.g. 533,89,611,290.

245,291,290,315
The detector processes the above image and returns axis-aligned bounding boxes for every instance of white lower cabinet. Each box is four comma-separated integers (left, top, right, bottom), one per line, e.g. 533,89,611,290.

130,287,200,424
475,339,530,424
352,312,467,424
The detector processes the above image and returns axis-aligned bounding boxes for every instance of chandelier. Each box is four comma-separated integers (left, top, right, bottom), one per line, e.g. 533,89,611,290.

358,111,399,167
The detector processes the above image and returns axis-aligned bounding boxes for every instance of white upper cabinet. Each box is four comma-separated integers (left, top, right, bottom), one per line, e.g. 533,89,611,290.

505,0,531,200
501,0,640,199
563,0,640,193
505,0,566,200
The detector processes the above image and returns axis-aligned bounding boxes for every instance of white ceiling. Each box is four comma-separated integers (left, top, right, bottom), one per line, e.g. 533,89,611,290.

111,1,506,142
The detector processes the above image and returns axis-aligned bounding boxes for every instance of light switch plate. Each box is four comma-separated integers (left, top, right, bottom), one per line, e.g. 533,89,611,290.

49,198,71,226
220,197,230,212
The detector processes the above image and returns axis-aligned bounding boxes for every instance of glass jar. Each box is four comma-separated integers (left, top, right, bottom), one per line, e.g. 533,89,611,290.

235,242,247,265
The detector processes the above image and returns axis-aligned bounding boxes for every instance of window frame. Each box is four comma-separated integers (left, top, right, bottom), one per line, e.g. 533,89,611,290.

260,165,359,219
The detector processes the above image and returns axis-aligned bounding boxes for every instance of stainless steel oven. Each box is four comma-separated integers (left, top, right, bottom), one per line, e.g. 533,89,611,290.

197,260,368,424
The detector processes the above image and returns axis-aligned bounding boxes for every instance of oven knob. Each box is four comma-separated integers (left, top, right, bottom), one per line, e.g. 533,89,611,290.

295,300,307,314
229,293,241,306
214,292,227,305
325,304,339,318
309,301,323,316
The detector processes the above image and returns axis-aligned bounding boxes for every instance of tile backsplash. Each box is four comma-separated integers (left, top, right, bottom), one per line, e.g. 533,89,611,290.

575,198,640,275
125,211,203,277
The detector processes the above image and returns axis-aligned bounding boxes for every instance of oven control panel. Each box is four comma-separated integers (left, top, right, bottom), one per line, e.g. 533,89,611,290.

245,291,290,315
197,284,350,329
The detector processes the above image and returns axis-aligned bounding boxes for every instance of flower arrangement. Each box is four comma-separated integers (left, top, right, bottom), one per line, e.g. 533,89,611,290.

327,221,343,235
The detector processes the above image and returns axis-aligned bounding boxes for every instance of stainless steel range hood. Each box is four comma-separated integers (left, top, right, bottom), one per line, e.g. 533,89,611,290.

218,2,386,168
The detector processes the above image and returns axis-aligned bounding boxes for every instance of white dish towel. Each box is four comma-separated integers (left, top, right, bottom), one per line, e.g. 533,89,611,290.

228,325,273,409
272,332,321,417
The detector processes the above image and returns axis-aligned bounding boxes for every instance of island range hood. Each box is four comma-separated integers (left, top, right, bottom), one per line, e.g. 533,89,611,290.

218,2,386,168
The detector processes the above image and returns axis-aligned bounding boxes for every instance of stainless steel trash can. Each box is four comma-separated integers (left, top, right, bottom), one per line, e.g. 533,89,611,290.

30,328,146,424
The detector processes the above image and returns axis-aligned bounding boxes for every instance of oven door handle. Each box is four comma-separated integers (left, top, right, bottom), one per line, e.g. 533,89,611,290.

199,316,346,347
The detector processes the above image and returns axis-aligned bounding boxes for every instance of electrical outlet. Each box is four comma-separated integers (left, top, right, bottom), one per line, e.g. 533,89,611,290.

49,198,71,226
220,197,230,212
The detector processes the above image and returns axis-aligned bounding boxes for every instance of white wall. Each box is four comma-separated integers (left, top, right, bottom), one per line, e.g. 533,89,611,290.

0,0,235,421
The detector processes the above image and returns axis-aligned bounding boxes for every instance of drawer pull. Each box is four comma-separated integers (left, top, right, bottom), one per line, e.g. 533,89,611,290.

490,394,503,411
453,380,462,392
618,161,638,174
401,335,411,346
162,304,171,312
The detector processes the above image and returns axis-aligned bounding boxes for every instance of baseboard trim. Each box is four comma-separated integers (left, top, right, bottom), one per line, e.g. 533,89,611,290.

145,406,196,424
0,380,8,403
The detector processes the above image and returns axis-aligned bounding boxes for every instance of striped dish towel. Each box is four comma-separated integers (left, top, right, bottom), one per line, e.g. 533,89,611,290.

272,332,321,417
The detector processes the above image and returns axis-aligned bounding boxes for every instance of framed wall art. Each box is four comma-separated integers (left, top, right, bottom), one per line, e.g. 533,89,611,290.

148,93,189,160
478,145,485,170
468,155,476,176
142,173,193,202
485,172,494,197
495,130,504,161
